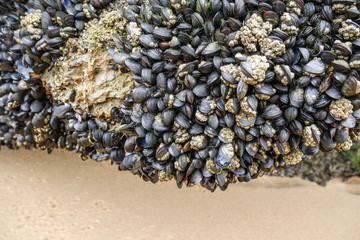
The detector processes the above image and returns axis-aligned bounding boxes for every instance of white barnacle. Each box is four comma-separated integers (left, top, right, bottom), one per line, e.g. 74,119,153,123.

332,3,349,14
238,55,270,85
190,135,207,150
335,137,353,152
126,22,142,46
219,128,235,143
259,38,286,59
302,124,321,147
339,20,360,41
283,149,304,165
237,14,272,52
240,97,257,117
280,13,299,35
329,98,353,119
274,65,294,86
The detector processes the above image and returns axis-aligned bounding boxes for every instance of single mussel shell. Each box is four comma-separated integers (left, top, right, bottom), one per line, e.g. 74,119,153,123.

331,59,350,72
321,51,337,64
123,154,141,170
304,86,320,105
326,87,341,100
262,104,282,119
334,128,349,143
342,75,360,97
202,41,221,56
301,144,319,155
341,115,356,128
289,87,304,108
303,60,325,75
320,133,337,152
139,34,158,48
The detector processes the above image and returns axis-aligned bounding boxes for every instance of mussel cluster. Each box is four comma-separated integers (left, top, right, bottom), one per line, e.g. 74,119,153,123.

2,0,360,191
0,0,113,153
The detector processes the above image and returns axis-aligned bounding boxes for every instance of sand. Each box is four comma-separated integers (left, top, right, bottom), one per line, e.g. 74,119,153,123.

0,149,359,240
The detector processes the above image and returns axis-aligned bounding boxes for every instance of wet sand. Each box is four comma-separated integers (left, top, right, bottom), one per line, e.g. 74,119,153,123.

0,148,359,240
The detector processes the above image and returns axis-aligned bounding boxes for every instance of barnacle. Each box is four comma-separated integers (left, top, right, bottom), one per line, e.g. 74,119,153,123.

238,14,272,52
302,125,321,147
330,99,353,119
259,38,286,59
339,20,360,41
239,55,270,85
280,13,299,35
283,149,304,166
335,137,353,152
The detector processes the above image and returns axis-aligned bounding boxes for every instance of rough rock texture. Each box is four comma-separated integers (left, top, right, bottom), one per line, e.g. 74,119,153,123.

42,50,134,119
41,0,134,119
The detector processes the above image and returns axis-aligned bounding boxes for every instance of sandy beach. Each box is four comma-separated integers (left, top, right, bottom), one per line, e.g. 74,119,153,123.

0,148,359,240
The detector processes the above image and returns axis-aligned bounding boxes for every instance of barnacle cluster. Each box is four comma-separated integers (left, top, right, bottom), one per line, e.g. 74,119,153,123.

238,14,272,52
330,98,353,119
239,55,270,85
335,136,353,151
274,65,294,86
302,125,321,147
2,0,360,192
332,4,349,14
339,20,360,41
74,8,127,48
259,37,286,59
280,13,299,35
240,97,257,116
284,149,304,166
